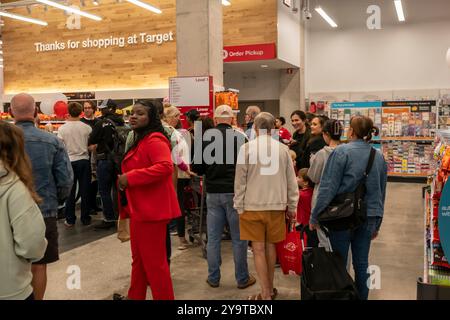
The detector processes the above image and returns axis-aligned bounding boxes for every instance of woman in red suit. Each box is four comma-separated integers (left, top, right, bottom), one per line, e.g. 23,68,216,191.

117,100,181,300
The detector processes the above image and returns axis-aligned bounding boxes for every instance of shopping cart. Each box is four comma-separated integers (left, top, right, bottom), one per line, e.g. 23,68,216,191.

185,175,207,259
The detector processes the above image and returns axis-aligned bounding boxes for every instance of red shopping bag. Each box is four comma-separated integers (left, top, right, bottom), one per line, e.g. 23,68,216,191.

276,224,306,275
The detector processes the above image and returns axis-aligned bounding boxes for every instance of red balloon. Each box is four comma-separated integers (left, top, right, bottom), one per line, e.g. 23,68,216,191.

54,101,68,119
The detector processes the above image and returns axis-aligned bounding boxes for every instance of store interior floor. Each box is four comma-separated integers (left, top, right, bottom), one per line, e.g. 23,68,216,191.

45,182,424,300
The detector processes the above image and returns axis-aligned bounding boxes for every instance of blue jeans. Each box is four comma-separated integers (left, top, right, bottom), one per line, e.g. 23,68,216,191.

206,193,249,285
65,160,91,224
328,217,381,300
97,160,116,222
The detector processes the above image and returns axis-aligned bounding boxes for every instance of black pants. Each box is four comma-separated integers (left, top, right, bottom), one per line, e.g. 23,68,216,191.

26,293,35,300
176,178,191,238
87,180,99,211
65,159,91,224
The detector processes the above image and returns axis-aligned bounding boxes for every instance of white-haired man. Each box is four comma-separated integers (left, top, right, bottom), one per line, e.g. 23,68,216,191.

234,112,299,300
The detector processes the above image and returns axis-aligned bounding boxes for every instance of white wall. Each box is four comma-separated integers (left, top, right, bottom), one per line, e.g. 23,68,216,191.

224,69,280,101
277,0,301,67
306,21,450,94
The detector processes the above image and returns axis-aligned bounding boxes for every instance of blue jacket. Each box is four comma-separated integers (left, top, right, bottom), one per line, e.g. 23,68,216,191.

310,139,387,225
16,121,73,218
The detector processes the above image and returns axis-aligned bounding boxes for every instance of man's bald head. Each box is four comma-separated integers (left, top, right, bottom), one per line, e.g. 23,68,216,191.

10,93,37,122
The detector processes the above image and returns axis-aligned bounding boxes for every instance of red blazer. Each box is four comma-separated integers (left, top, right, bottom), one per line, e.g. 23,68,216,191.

120,132,181,222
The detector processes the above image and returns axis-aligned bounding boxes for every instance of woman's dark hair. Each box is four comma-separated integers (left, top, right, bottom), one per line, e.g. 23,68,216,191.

202,117,215,133
350,115,380,142
277,117,286,126
306,112,317,124
323,119,343,141
290,110,307,122
125,100,170,155
313,115,329,128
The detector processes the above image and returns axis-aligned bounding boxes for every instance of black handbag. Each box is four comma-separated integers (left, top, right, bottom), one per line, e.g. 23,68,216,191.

318,148,376,231
300,228,359,300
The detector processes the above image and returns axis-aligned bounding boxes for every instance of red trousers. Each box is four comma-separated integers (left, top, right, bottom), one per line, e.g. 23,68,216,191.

128,219,174,300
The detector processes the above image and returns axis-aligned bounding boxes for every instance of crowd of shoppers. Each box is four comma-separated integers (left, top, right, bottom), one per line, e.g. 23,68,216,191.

1,93,388,301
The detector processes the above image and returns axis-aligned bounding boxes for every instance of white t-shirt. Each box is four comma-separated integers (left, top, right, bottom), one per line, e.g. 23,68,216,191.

58,121,92,162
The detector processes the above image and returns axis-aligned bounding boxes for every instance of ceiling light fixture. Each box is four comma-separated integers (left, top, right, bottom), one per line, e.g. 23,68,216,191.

0,11,48,26
315,6,337,28
36,0,102,21
124,0,161,14
394,0,405,22
261,64,269,68
222,0,231,6
92,0,99,5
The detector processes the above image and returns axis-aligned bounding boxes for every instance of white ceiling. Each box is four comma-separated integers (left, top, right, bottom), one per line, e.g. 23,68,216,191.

307,0,450,31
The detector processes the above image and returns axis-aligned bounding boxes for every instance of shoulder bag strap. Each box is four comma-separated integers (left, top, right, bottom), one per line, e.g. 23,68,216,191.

364,148,377,177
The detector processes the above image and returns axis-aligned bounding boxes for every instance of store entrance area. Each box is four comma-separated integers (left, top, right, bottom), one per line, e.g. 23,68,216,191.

43,182,423,300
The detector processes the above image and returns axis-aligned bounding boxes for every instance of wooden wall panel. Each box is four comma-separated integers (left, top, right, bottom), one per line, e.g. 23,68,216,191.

223,0,277,46
3,0,177,93
3,0,277,94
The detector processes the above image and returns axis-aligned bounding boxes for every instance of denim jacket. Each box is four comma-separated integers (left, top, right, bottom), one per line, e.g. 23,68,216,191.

16,121,73,218
310,139,387,226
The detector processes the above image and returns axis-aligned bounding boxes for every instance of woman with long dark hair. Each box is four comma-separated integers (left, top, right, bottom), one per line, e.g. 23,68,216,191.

0,121,47,300
117,100,181,300
298,115,328,169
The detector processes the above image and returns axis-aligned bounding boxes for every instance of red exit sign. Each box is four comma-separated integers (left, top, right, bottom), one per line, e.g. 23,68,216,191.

223,43,276,62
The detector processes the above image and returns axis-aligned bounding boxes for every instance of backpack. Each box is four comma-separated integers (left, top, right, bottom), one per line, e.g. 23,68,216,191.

104,118,130,174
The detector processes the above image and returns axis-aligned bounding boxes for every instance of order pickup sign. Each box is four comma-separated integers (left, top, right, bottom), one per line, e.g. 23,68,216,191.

223,43,276,62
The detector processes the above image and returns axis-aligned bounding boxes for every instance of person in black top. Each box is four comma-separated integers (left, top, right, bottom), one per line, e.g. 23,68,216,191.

299,115,328,169
88,99,125,229
191,105,256,289
289,110,311,170
81,100,102,214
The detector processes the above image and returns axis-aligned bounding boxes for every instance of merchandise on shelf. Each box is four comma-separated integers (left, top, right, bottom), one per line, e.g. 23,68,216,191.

330,102,382,140
382,141,434,176
381,101,437,138
215,91,239,110
438,104,450,130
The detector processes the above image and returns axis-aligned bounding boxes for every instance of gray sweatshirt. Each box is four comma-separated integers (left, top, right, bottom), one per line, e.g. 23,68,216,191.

234,135,299,214
307,146,335,210
0,163,47,300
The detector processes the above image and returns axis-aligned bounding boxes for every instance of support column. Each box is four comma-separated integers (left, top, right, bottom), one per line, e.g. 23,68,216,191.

279,18,306,132
176,0,223,87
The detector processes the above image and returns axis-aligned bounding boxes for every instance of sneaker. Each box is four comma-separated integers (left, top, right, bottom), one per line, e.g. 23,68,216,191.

206,279,220,288
64,221,75,228
237,274,257,289
94,221,116,230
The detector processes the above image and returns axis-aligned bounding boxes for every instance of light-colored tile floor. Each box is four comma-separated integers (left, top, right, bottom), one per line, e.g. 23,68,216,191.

44,182,424,300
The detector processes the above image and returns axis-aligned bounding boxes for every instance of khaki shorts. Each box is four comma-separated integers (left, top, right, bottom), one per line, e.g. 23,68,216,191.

239,211,286,243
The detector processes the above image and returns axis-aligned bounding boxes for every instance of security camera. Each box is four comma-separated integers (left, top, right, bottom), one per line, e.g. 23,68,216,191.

304,10,312,20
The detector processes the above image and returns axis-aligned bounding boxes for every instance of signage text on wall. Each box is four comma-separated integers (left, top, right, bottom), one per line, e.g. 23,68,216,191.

34,31,175,52
223,43,276,63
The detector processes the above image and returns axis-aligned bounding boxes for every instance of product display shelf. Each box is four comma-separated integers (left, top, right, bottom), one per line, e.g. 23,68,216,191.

417,130,450,299
381,137,435,142
438,102,450,130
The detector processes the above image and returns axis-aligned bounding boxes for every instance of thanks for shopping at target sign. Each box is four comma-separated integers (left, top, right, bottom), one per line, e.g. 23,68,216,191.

34,31,174,52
